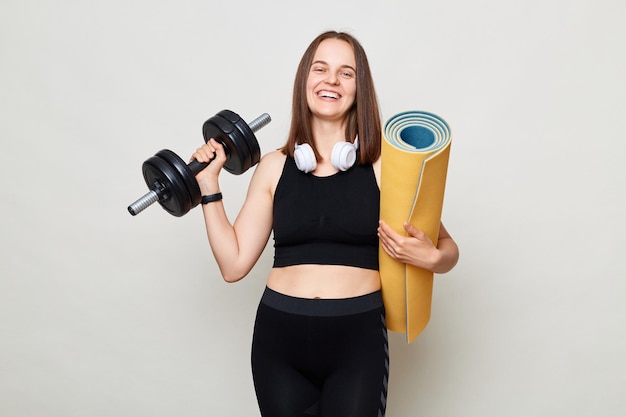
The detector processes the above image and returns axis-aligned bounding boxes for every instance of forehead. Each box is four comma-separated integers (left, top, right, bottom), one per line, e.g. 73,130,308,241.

313,38,356,66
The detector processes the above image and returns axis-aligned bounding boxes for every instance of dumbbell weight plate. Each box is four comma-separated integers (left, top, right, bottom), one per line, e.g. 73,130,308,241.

235,118,261,169
203,114,252,175
216,110,261,172
142,154,194,217
155,149,202,208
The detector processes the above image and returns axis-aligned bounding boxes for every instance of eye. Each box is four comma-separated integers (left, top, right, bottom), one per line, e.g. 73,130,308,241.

311,65,326,74
341,70,355,78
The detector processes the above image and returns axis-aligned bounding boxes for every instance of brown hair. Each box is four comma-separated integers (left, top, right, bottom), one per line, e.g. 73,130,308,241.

280,31,382,164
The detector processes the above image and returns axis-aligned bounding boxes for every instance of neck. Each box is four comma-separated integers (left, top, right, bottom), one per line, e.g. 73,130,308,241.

311,118,346,152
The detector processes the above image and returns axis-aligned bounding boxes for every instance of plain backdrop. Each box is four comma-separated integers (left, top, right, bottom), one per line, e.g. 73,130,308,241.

1,0,625,416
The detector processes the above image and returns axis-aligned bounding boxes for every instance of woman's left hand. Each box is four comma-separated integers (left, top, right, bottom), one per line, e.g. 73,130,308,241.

378,220,439,270
378,220,459,273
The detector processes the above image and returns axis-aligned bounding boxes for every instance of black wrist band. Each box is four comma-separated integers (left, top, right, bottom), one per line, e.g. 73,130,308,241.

201,192,223,204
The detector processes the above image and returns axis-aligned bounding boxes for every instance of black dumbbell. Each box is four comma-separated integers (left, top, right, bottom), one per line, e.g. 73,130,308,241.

127,109,271,217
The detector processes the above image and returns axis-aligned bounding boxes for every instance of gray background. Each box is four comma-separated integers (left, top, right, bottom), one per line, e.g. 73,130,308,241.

1,0,624,416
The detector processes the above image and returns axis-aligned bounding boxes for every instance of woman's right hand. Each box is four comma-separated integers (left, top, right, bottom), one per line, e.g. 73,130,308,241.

190,138,227,193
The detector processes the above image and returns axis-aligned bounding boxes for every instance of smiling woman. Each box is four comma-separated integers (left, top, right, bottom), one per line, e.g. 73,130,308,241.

189,30,458,417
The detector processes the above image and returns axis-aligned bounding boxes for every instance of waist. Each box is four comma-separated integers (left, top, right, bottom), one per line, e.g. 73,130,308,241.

260,286,384,317
267,264,381,299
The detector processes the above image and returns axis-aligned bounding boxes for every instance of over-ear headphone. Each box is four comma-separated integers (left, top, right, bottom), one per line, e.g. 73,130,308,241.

294,138,359,173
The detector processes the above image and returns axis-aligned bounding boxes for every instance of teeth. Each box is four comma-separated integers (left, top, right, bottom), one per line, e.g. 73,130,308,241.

319,90,339,99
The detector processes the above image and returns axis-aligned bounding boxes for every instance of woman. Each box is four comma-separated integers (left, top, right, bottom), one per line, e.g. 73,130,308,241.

192,30,458,417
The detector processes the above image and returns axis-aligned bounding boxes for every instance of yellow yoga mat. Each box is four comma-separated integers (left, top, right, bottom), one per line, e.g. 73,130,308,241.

379,110,452,343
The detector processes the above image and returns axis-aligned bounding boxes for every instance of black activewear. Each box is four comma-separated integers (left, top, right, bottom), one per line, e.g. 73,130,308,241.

272,157,380,270
252,287,389,417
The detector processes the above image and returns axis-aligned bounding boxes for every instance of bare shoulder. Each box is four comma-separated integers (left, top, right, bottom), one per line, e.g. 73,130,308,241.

257,149,286,176
260,149,287,166
249,149,286,193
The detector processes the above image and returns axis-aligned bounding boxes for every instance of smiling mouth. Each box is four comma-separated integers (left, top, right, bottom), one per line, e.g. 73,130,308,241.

317,90,341,99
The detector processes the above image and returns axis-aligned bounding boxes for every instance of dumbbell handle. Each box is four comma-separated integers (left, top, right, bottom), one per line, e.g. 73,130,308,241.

127,112,271,216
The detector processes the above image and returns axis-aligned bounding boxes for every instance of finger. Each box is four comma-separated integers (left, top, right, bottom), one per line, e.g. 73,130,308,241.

194,148,209,163
204,142,218,154
191,147,213,163
379,239,397,259
377,225,393,246
378,220,397,240
403,221,416,234
208,138,224,153
383,225,403,247
403,222,426,240
189,149,202,163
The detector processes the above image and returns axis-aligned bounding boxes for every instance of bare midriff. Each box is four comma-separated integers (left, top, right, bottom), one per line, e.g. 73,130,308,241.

266,264,381,299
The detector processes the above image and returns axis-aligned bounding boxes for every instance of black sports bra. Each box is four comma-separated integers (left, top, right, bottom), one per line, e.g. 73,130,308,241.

272,156,380,270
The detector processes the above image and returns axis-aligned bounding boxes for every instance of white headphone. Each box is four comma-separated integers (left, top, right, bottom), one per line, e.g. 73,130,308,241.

294,137,359,173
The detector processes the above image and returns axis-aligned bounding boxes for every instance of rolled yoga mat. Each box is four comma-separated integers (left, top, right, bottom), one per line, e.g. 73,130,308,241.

379,110,452,343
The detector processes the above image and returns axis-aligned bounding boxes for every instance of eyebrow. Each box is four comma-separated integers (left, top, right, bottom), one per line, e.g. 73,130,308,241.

311,60,356,73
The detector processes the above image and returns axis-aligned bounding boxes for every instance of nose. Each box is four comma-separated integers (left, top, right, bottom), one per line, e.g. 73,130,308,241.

325,72,339,85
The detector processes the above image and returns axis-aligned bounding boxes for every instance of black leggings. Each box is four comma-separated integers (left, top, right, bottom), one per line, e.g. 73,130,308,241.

251,287,389,417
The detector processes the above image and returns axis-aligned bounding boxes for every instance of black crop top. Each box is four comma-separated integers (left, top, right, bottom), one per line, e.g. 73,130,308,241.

272,156,380,270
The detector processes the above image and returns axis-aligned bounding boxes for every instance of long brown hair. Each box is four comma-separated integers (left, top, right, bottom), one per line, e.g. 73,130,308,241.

280,31,382,164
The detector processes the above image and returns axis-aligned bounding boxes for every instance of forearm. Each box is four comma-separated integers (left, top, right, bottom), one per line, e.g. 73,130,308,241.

201,201,247,282
196,172,249,282
429,236,459,274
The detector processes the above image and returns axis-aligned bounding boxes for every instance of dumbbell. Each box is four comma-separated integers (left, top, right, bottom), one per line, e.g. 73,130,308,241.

127,109,271,217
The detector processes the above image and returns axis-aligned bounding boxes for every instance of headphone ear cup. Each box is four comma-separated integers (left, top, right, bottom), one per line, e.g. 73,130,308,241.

331,141,358,171
294,143,317,173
